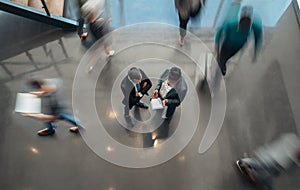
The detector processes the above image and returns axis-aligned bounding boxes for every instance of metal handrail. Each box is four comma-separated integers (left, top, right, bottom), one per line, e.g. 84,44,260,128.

0,1,77,30
40,0,51,16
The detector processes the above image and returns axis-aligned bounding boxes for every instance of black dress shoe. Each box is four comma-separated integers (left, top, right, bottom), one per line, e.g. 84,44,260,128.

135,101,149,109
38,128,55,136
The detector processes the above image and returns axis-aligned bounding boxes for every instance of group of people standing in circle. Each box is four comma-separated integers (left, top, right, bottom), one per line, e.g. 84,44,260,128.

121,66,187,127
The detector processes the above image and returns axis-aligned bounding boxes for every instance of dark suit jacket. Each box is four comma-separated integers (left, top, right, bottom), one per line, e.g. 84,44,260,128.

121,69,152,108
155,69,187,107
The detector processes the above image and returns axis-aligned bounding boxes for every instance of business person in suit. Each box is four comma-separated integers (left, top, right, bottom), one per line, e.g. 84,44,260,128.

152,67,187,120
121,67,152,125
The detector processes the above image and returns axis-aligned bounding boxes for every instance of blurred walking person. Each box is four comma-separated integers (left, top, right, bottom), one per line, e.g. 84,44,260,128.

175,0,205,46
236,133,300,190
22,78,80,136
215,3,263,75
81,0,114,57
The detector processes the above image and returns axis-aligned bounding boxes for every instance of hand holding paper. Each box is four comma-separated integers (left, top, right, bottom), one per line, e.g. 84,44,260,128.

150,98,164,110
152,89,158,99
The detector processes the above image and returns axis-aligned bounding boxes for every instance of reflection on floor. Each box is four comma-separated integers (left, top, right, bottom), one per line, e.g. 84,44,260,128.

0,1,300,190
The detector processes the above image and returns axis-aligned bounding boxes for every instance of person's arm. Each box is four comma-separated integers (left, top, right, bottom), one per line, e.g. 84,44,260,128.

156,69,169,90
96,17,104,23
152,69,169,98
152,89,159,99
178,87,187,102
165,93,181,107
140,79,152,95
29,90,46,97
252,16,263,62
165,79,187,106
215,24,225,61
22,113,58,121
139,70,152,95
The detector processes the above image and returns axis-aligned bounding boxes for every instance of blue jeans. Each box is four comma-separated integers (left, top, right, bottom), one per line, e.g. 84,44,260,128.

46,113,79,131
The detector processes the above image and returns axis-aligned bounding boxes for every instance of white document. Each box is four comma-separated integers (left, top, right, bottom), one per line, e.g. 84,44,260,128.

15,93,41,113
150,98,164,110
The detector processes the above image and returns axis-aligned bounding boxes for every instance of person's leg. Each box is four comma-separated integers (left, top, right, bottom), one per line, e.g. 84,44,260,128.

77,17,84,35
219,44,231,75
78,17,88,39
105,45,115,58
59,113,79,133
47,121,55,130
127,95,148,111
179,14,189,37
38,121,56,136
165,105,176,120
124,104,134,127
135,96,148,109
102,21,115,58
178,13,189,45
59,113,78,125
219,43,241,75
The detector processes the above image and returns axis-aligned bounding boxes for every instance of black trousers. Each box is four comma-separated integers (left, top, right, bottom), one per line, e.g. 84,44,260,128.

77,17,85,35
165,104,177,119
178,13,190,37
124,96,142,116
218,43,243,75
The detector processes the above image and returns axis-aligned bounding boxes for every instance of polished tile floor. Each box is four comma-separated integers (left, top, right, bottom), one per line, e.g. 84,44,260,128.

0,1,300,190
